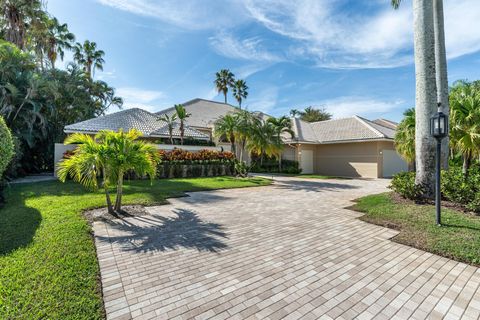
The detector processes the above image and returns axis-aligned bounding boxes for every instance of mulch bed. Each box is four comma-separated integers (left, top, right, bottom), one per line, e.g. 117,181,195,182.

83,205,149,224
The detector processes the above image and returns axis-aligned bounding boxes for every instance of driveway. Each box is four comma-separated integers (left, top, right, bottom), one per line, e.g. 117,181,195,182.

94,176,480,320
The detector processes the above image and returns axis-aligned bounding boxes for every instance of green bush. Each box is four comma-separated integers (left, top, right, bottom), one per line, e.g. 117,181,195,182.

234,160,249,178
250,159,301,174
0,116,14,178
389,172,425,200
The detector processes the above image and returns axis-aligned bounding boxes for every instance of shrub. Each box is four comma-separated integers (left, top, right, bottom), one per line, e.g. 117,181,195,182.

235,161,249,178
441,165,480,213
389,172,425,200
157,148,235,163
0,116,14,178
250,159,301,174
154,137,216,146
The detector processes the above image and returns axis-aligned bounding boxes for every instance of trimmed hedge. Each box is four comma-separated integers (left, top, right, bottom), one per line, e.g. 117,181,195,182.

0,116,14,178
251,159,301,174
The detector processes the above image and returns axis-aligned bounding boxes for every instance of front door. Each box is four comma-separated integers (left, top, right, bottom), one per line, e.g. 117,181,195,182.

301,149,314,174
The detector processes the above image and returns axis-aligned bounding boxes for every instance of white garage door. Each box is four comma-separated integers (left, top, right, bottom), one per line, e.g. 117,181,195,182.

382,150,408,178
301,149,314,174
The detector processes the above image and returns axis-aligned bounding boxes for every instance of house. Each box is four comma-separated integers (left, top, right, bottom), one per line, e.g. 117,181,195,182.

59,98,407,178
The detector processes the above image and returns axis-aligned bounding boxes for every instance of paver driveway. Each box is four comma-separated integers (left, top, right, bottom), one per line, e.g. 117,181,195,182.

94,177,480,320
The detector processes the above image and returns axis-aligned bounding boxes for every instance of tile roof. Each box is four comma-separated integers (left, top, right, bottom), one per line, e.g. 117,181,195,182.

372,118,398,130
285,116,396,144
64,108,209,139
156,98,238,128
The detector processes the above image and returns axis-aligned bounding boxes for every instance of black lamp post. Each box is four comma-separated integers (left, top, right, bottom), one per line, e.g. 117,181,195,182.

430,102,448,226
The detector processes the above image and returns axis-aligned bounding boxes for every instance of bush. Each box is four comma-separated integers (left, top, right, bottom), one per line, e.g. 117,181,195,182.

158,148,235,163
154,138,216,146
250,159,301,174
234,161,249,178
0,116,14,178
389,172,425,200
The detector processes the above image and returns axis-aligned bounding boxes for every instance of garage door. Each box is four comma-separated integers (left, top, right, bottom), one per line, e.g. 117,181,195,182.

382,150,408,178
301,149,314,174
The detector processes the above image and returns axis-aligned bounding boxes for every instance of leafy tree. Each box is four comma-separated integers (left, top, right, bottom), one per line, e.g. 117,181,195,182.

394,108,416,167
233,109,258,161
58,130,159,213
300,107,332,122
214,113,238,156
158,113,177,144
247,119,278,166
74,40,105,80
0,115,14,178
174,104,190,145
214,69,235,104
289,109,300,118
449,80,480,178
232,79,248,108
267,116,294,171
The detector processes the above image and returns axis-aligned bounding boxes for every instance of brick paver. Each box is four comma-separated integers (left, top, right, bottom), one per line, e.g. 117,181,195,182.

94,176,480,320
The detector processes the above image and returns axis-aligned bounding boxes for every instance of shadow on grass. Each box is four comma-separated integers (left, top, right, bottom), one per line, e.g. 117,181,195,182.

97,208,228,253
274,179,359,193
0,197,42,255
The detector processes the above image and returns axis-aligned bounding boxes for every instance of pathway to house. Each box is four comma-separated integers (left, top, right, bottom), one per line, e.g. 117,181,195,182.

94,176,480,320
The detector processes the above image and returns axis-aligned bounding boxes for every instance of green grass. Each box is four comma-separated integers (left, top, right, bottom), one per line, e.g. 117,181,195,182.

353,192,480,266
0,176,271,319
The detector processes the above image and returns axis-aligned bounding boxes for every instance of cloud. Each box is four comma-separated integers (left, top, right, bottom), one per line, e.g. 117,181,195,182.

313,96,404,118
209,32,283,63
244,86,279,113
96,0,248,30
115,87,165,113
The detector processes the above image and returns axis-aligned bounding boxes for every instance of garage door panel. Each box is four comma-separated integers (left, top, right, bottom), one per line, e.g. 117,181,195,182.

382,150,408,178
316,156,377,178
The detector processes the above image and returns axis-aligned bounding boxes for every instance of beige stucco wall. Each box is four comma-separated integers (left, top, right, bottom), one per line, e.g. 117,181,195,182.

281,145,297,161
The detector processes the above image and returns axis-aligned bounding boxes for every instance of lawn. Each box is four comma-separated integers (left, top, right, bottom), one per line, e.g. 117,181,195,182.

0,176,271,319
353,192,480,266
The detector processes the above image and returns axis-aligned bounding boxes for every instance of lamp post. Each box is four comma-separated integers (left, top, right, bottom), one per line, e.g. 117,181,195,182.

430,102,448,226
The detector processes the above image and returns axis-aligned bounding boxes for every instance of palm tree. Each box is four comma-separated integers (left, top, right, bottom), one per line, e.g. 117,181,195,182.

0,0,43,49
290,109,301,118
45,17,75,69
214,113,238,156
300,107,332,122
58,130,159,213
392,0,449,169
158,113,177,144
73,40,105,80
233,109,258,161
449,81,480,178
174,104,190,145
247,119,277,166
232,79,248,108
267,116,294,171
214,69,235,103
394,108,416,168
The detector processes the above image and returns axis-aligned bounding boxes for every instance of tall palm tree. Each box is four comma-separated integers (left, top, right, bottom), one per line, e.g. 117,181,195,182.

233,109,258,161
58,130,159,213
73,40,105,80
267,116,294,171
214,113,238,156
0,0,43,49
232,79,248,108
290,109,300,118
394,108,416,168
449,81,480,178
45,17,75,69
158,113,177,144
214,69,235,104
393,0,438,197
174,104,190,145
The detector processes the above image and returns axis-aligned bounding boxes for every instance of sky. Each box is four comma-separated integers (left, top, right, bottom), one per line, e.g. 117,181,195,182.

47,0,480,122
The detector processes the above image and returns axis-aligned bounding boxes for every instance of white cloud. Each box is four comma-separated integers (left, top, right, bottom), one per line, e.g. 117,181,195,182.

209,32,283,63
244,86,279,113
314,97,404,118
96,0,248,30
114,87,165,113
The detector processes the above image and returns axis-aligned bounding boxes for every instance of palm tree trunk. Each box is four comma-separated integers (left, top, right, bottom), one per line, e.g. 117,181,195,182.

462,151,471,179
433,0,449,170
103,168,114,213
413,0,437,198
224,90,227,104
180,121,184,145
114,170,124,212
278,156,282,172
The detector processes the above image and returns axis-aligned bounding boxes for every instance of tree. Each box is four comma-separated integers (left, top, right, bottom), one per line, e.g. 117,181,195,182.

233,109,258,161
232,79,248,108
0,115,14,178
214,113,238,156
58,130,159,213
44,17,75,69
247,119,278,166
392,0,449,169
289,109,301,118
449,81,480,178
299,107,332,122
0,0,43,49
394,108,416,167
174,104,190,145
158,113,177,144
74,40,105,80
214,69,235,104
267,116,294,171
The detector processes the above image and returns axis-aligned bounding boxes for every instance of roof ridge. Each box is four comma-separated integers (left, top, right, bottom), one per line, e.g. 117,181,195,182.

354,115,385,138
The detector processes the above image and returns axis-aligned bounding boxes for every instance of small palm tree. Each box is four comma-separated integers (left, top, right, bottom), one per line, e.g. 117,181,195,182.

174,104,191,145
290,109,300,118
73,40,105,80
394,108,416,168
214,69,235,103
247,119,277,166
232,79,248,108
158,113,177,144
214,113,238,156
233,109,258,161
267,116,294,171
58,129,159,213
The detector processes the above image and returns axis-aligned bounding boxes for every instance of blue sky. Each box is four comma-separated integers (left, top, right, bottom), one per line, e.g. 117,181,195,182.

48,0,480,122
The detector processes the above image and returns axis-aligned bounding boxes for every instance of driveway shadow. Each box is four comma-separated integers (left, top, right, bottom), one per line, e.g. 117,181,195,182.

97,208,228,253
274,179,360,192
